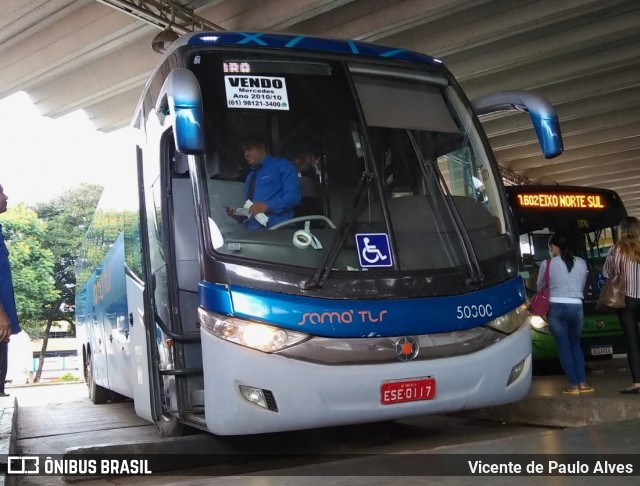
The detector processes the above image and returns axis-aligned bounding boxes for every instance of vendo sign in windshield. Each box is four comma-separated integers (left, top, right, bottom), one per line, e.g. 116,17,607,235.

224,75,290,110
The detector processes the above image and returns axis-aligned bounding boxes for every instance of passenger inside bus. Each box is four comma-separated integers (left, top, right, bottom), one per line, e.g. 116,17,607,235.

225,132,301,230
291,140,325,218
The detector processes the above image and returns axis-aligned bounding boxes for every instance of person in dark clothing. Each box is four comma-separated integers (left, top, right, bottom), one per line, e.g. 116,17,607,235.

226,133,301,229
0,183,22,397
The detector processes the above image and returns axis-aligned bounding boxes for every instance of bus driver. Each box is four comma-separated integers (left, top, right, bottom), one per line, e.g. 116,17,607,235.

226,133,301,229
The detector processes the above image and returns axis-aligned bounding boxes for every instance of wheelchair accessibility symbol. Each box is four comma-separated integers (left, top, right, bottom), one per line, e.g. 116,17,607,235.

355,233,393,268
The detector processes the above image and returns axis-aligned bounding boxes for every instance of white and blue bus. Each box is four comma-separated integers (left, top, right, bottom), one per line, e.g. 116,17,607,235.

76,31,563,436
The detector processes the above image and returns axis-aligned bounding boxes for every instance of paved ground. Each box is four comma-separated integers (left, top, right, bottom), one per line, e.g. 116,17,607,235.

2,358,640,485
464,358,640,427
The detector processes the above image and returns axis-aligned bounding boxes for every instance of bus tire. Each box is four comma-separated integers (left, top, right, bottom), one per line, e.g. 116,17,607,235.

87,354,110,404
155,413,184,437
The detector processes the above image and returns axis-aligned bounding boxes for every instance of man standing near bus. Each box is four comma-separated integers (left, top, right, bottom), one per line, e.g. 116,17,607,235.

226,133,301,229
0,183,21,397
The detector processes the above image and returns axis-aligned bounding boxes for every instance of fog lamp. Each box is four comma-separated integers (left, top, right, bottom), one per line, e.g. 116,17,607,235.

239,385,278,412
507,358,526,386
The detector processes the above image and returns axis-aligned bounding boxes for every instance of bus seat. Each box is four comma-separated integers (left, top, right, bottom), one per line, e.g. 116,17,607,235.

299,175,318,198
295,176,324,219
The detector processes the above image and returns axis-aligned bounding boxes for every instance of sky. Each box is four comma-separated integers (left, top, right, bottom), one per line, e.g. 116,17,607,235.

0,91,135,207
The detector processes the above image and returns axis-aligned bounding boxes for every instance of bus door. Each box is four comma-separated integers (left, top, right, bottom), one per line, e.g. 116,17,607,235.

147,139,179,417
166,148,204,416
122,150,155,422
143,125,203,425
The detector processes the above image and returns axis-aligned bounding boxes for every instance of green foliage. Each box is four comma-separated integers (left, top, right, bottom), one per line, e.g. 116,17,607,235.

0,205,59,336
0,184,103,338
59,372,80,382
34,183,103,323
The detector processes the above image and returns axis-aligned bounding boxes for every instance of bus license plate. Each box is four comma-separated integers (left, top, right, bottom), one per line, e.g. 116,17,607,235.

590,345,613,357
380,377,436,405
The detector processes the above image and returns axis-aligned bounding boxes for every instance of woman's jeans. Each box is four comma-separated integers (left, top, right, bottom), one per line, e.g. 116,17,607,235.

547,302,586,386
617,296,640,383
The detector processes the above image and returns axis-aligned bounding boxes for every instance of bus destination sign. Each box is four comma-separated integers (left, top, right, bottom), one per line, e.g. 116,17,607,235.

516,193,606,210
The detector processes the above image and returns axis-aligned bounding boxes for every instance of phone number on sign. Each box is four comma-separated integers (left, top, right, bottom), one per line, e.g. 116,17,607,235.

228,99,287,108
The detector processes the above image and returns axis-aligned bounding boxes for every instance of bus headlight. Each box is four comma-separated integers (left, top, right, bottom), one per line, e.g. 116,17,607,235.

528,315,550,333
198,308,309,352
484,304,528,335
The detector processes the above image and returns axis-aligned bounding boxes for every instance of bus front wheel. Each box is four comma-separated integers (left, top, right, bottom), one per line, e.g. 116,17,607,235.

86,354,109,404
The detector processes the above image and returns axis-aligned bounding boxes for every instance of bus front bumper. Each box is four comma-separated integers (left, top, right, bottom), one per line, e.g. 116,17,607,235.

200,323,532,435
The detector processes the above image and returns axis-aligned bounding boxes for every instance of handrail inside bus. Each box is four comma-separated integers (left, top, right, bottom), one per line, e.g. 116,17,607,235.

269,215,337,230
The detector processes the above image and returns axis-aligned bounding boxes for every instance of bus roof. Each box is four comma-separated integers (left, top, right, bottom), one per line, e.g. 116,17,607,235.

506,184,627,234
179,31,443,67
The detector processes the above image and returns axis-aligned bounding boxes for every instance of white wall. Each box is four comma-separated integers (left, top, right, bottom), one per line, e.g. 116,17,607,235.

7,330,33,384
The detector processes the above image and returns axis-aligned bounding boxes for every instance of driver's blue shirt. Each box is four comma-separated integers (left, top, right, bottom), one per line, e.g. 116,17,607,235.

244,155,301,230
0,224,21,334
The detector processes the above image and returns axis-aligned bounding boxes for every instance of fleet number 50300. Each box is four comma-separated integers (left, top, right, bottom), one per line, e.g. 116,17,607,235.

456,304,493,319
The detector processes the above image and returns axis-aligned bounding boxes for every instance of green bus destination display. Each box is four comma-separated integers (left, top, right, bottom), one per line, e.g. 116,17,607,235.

516,193,606,209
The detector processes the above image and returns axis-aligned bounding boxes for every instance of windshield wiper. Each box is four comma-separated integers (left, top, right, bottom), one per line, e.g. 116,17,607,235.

303,171,372,290
407,131,484,286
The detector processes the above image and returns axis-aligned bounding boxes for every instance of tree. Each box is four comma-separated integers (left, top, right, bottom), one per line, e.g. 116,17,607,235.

0,205,58,337
33,183,103,382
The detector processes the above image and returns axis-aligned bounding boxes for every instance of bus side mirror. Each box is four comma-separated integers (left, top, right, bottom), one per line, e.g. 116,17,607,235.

156,68,206,155
471,90,564,159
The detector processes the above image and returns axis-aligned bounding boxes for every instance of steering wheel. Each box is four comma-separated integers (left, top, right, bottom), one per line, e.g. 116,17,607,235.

269,215,336,230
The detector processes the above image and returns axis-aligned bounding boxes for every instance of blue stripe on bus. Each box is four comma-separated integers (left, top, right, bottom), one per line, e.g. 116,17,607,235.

236,32,268,46
199,277,526,338
188,32,439,66
198,282,234,315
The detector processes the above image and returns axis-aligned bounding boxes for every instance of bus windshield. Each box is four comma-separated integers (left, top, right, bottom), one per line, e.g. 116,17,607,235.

192,52,510,274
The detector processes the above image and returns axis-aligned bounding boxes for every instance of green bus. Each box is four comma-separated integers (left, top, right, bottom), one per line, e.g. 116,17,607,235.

506,185,628,361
